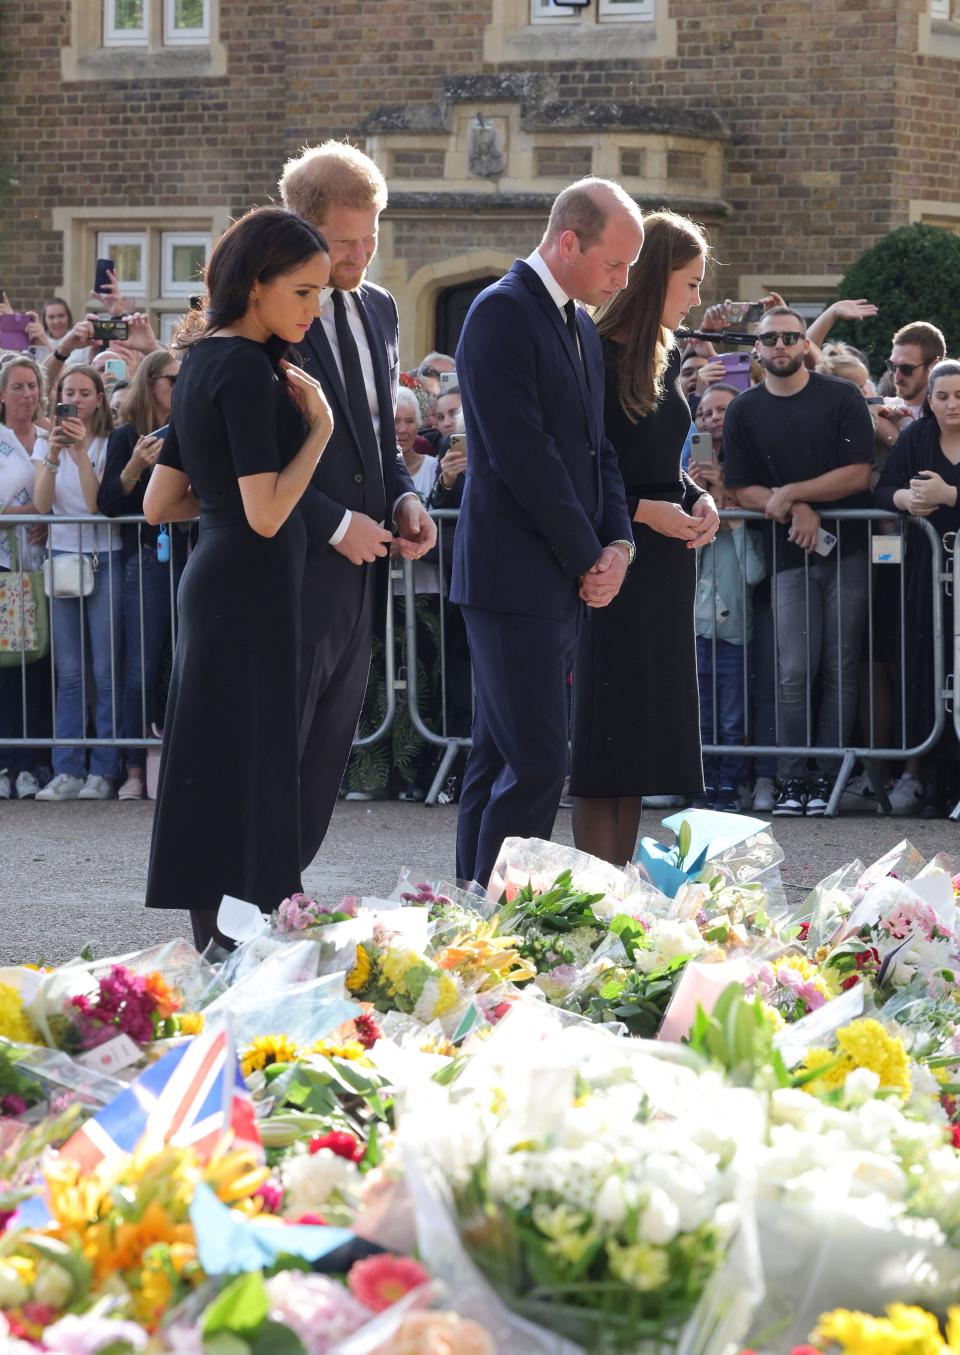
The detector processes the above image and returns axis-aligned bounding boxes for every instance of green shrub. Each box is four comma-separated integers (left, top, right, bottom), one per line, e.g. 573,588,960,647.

831,223,960,374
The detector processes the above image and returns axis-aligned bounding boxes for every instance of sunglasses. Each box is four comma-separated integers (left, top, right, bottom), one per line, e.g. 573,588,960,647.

885,360,929,377
757,331,804,348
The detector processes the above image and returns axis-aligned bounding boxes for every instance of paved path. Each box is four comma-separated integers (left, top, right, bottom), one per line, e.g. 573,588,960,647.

0,799,955,965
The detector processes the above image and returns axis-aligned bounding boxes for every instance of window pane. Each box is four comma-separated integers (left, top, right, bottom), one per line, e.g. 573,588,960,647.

173,0,205,27
111,242,144,284
114,0,145,28
170,242,206,284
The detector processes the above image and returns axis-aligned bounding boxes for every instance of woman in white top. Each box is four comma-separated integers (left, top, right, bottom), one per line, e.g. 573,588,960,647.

32,365,123,800
0,357,53,799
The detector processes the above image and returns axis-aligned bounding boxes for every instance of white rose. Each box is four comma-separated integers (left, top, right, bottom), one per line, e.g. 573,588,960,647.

843,1067,880,1106
280,1148,357,1217
594,1175,627,1229
639,1187,680,1245
32,1260,73,1309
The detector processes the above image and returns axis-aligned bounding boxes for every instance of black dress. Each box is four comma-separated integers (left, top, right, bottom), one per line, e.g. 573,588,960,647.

570,343,705,797
145,336,308,912
875,415,960,750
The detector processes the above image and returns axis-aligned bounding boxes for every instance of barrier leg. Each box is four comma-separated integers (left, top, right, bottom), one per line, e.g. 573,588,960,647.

824,749,856,818
424,740,459,807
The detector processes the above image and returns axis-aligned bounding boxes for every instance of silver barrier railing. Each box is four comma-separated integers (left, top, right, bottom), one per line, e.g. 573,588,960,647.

400,507,950,818
1,515,181,761
948,531,959,822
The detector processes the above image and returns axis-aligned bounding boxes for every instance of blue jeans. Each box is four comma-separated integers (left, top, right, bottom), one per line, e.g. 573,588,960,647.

50,550,123,780
749,597,777,780
121,548,176,770
696,634,748,789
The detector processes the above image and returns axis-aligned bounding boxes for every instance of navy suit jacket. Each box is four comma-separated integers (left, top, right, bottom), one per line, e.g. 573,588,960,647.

450,260,632,621
295,281,415,644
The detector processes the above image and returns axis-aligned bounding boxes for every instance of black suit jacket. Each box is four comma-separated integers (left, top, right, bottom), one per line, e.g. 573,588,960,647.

295,281,416,644
451,260,632,621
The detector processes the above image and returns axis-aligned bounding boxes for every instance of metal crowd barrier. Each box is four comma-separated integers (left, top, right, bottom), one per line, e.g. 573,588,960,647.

1,508,954,821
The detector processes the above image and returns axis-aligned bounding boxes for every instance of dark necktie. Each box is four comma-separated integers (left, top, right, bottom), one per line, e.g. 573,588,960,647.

564,299,588,384
332,289,386,522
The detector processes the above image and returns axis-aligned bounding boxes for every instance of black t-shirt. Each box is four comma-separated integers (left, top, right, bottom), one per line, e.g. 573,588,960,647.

722,371,874,570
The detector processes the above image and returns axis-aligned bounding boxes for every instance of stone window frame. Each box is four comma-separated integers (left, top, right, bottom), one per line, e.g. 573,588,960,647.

62,0,226,80
735,274,843,322
530,0,653,23
485,0,675,61
51,206,230,333
908,200,960,234
920,2,960,58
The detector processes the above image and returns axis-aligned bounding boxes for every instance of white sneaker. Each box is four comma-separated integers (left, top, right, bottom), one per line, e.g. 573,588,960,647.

883,772,923,816
36,774,85,801
642,794,687,809
15,772,39,800
751,776,776,813
0,770,10,800
78,775,115,800
117,773,145,801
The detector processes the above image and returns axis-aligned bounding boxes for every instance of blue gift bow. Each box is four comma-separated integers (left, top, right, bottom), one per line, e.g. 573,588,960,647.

635,808,769,898
189,1180,355,1274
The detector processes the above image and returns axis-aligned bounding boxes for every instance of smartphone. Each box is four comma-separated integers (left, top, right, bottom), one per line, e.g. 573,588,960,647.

55,401,78,424
92,318,129,342
94,257,115,294
726,300,764,324
689,430,714,464
439,370,458,392
102,357,127,381
865,396,885,406
717,351,753,393
814,527,837,557
0,313,30,351
447,433,467,456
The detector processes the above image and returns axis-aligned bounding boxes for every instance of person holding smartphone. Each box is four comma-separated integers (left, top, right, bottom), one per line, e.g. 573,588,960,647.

98,348,182,800
32,365,122,801
569,210,719,867
142,206,333,950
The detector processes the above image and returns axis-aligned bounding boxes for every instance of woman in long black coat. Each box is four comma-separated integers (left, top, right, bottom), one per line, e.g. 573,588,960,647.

875,360,960,816
142,207,333,949
570,211,720,866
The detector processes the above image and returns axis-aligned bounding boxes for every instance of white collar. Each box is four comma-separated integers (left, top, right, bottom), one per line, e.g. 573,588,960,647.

524,248,571,312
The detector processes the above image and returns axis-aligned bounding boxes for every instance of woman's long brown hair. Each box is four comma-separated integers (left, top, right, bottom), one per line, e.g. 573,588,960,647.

595,210,712,421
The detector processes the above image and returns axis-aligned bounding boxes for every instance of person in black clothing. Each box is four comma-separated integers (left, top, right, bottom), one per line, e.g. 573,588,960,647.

570,210,720,866
722,307,874,818
279,141,434,870
98,348,182,800
142,206,333,951
875,360,960,817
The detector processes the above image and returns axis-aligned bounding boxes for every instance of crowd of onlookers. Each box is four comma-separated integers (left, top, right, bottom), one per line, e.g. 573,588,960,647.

1,284,958,817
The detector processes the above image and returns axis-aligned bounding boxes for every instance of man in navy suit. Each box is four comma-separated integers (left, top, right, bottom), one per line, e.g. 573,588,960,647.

279,142,437,869
452,179,644,887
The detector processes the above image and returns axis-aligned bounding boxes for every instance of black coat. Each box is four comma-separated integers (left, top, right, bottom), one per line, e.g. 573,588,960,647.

295,282,416,644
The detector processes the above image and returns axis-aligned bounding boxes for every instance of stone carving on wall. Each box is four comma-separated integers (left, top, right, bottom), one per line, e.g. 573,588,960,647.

468,111,507,179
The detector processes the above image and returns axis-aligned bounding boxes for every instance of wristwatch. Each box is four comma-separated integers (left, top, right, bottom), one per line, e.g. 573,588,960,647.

53,348,70,363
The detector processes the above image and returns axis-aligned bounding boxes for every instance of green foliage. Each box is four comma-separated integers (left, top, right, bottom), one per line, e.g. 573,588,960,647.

689,982,790,1087
498,870,605,935
833,224,960,373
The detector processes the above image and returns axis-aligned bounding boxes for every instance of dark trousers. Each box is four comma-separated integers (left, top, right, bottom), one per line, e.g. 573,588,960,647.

121,547,178,771
298,568,375,871
696,635,748,789
456,605,579,888
0,655,52,773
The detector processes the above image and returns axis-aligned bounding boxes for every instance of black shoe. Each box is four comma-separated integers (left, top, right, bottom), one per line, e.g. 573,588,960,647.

714,785,740,813
805,776,832,817
773,778,808,816
692,786,716,810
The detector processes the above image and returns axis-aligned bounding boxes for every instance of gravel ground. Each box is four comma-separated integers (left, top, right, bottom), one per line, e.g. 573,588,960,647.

0,798,955,965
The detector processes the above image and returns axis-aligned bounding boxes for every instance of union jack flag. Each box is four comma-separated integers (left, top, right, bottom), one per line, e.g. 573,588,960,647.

60,1024,262,1173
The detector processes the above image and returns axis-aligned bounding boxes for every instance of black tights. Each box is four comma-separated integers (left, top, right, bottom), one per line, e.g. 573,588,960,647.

571,795,643,868
189,908,237,954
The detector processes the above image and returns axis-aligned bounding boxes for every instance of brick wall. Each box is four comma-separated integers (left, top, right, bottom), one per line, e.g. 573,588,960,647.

391,217,529,277
1,0,957,314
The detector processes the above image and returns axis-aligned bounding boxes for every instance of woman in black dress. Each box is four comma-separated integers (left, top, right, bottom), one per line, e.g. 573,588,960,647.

875,360,960,816
143,207,333,948
570,211,720,865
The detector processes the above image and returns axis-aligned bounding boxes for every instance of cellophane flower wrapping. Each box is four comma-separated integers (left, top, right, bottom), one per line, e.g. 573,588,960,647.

397,1002,763,1354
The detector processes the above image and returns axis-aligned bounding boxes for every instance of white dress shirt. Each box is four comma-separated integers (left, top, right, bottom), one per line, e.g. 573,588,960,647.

318,286,416,546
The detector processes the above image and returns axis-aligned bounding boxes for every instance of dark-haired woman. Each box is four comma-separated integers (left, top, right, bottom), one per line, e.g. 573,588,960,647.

98,348,182,800
143,207,333,947
875,360,960,817
570,211,720,865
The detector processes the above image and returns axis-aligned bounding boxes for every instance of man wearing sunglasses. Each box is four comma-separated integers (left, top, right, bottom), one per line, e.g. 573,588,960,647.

722,307,874,818
875,322,947,450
